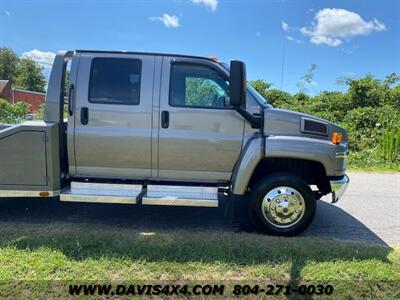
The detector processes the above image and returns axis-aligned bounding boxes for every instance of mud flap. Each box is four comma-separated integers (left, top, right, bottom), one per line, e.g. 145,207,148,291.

224,194,251,229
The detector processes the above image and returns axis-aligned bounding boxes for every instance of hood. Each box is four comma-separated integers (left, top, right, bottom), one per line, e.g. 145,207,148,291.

264,108,347,142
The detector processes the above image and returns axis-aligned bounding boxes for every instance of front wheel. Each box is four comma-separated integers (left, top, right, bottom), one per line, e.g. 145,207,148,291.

249,172,316,236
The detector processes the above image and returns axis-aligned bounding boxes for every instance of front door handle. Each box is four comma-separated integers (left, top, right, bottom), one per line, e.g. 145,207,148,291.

81,107,89,125
161,111,169,128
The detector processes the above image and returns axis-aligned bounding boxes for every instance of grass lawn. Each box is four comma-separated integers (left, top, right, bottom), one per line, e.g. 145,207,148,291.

0,222,399,299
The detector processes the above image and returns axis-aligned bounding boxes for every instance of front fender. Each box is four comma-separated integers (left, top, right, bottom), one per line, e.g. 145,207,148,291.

231,135,347,195
231,136,264,195
265,135,347,177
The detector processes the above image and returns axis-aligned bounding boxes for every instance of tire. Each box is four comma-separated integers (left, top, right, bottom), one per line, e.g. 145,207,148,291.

249,172,316,236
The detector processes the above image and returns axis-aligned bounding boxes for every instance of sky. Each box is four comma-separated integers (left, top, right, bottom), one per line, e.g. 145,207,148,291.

1,0,399,94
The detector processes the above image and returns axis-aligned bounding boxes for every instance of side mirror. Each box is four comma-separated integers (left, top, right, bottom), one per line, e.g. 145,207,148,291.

229,60,246,107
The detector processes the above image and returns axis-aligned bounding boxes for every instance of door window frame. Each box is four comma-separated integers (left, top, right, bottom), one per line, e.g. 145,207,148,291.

168,60,234,110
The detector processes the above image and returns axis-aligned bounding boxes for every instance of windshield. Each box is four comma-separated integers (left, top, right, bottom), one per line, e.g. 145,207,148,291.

219,62,271,108
246,83,271,108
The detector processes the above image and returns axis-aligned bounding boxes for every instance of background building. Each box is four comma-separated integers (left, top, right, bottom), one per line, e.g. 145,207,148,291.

0,79,45,112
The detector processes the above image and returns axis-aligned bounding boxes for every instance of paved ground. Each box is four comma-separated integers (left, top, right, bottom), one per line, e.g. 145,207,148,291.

0,172,399,246
307,172,400,246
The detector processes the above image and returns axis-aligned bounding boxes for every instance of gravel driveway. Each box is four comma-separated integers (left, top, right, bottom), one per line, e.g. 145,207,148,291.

0,172,399,246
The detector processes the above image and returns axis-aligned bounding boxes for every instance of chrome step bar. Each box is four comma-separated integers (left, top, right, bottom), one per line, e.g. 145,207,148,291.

142,185,219,207
59,182,219,207
60,182,141,204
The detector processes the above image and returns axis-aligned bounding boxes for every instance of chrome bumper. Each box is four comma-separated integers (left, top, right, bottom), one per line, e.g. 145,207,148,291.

329,174,350,203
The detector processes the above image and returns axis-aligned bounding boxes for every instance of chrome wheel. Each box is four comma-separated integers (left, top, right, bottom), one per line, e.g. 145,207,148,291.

261,186,306,228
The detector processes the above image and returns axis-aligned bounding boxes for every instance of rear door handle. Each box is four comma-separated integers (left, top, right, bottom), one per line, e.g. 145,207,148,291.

161,111,169,128
81,107,89,125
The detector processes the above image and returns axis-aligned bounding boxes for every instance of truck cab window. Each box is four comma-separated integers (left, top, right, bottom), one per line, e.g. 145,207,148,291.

170,63,229,108
89,58,142,105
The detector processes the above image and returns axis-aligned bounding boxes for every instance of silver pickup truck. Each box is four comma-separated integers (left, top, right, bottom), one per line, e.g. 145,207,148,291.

0,50,349,236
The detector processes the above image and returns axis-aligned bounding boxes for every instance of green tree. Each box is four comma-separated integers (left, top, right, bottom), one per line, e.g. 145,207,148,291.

312,91,352,123
263,89,292,107
0,47,19,82
15,58,46,92
382,73,400,87
185,78,221,106
249,79,292,106
297,64,317,93
383,74,400,108
64,69,71,96
390,84,400,109
341,73,399,109
249,79,271,98
347,74,383,107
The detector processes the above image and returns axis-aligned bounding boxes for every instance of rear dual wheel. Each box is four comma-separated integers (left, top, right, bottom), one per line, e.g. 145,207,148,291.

249,173,316,236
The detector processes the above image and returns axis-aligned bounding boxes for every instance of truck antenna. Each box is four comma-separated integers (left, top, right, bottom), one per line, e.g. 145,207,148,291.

280,43,285,90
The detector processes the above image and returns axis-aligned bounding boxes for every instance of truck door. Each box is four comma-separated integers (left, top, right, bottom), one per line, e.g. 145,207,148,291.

157,57,245,181
71,53,154,178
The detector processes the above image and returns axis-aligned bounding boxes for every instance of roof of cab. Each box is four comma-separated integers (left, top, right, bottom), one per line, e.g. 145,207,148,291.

75,50,215,62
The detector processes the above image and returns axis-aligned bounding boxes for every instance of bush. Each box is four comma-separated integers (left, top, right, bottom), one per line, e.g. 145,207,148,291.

250,73,400,170
0,98,30,124
341,107,383,151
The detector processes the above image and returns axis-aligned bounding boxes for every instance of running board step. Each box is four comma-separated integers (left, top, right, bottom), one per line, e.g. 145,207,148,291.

60,182,141,204
142,185,219,207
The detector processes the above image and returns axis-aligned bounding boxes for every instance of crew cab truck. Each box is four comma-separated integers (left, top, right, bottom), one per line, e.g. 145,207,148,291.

0,50,349,236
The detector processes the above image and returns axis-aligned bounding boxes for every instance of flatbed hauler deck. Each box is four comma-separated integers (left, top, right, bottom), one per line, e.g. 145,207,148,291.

0,50,349,236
